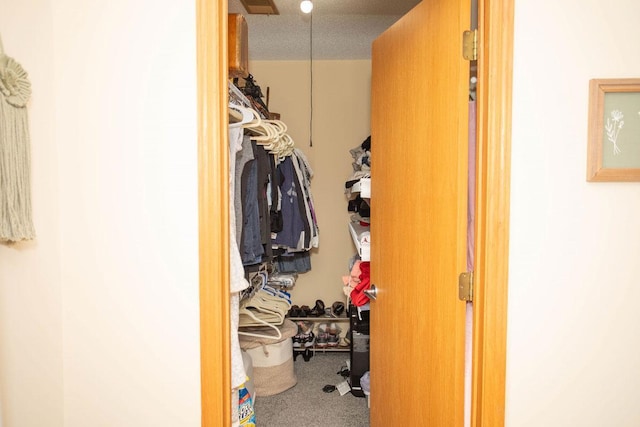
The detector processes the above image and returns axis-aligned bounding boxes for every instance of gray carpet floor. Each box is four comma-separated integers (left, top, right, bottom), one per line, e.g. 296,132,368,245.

253,352,370,426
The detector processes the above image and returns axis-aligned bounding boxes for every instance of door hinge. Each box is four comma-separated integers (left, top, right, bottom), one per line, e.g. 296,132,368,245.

458,271,474,302
462,29,478,61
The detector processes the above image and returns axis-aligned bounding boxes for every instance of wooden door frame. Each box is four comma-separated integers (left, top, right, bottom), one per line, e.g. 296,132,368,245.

196,0,514,425
197,0,231,425
472,0,514,426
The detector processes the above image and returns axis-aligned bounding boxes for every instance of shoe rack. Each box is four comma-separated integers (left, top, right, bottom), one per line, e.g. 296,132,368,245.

289,314,351,355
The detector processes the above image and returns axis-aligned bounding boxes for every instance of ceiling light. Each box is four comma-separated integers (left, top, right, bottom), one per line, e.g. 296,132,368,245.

300,0,313,14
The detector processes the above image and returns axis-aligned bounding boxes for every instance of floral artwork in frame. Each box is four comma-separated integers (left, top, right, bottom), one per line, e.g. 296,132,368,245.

587,78,640,181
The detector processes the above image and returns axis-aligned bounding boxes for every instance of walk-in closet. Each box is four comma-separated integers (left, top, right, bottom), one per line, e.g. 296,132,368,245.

226,1,415,425
222,0,490,426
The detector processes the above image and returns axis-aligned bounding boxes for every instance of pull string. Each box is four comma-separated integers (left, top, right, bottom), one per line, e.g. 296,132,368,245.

309,11,313,147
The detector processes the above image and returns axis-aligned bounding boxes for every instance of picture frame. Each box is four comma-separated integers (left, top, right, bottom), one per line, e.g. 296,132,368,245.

587,78,640,181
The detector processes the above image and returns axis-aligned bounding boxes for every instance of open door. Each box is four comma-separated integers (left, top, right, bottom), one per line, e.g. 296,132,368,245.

370,0,470,425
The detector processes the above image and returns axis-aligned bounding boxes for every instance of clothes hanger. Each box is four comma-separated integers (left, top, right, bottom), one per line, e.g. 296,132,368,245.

229,103,255,127
241,292,286,324
238,308,283,340
248,119,278,143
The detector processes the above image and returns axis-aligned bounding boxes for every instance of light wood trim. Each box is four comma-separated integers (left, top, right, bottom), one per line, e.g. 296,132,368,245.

587,78,640,182
472,0,514,425
198,0,230,425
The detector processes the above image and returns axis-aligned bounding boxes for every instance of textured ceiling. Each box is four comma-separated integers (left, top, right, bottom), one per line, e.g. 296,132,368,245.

228,0,421,60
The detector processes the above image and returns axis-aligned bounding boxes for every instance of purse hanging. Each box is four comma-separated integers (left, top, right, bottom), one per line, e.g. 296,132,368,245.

0,33,35,242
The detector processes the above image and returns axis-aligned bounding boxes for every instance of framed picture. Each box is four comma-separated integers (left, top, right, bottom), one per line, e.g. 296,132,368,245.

587,78,640,182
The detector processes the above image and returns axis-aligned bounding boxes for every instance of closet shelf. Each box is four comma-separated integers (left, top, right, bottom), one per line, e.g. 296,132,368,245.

294,345,350,354
288,316,349,322
349,220,370,262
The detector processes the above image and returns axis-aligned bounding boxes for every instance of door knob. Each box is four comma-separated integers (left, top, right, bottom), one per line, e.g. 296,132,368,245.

363,284,377,300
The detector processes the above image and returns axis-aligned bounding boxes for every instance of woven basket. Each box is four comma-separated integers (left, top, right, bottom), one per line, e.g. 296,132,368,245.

240,320,297,397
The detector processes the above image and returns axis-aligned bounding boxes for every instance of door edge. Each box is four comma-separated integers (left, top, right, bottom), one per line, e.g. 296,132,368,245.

472,0,514,425
198,0,231,425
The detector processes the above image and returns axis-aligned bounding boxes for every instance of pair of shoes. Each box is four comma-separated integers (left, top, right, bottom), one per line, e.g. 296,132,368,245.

288,305,301,317
292,332,315,347
317,322,342,347
288,305,312,317
293,321,315,348
292,340,314,362
316,331,329,347
288,301,326,317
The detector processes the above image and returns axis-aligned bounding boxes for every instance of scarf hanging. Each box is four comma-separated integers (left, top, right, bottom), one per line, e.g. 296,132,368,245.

0,34,35,242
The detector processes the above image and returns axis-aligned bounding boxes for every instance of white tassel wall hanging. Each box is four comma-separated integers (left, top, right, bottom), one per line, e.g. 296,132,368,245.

0,34,34,242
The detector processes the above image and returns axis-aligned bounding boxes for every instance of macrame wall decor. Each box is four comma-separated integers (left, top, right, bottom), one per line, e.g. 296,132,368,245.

0,34,35,242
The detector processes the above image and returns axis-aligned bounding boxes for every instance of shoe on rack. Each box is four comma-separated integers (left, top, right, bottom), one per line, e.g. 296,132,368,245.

316,331,329,347
310,299,326,317
327,333,340,347
331,301,345,317
303,348,313,362
304,331,315,348
299,305,311,317
288,305,301,317
292,333,303,348
343,334,351,347
296,320,313,334
327,323,342,336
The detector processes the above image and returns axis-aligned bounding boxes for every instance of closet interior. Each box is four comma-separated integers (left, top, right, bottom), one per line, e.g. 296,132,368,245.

225,0,481,425
226,1,402,425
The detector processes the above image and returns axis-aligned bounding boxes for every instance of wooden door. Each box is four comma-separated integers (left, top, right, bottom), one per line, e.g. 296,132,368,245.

370,0,469,425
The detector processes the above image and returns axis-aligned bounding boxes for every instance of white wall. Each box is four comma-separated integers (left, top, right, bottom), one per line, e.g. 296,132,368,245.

0,0,201,426
506,0,640,425
0,0,63,426
53,0,200,426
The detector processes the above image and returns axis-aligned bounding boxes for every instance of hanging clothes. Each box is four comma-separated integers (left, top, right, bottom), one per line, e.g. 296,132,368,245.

271,156,309,251
291,149,319,249
228,125,250,393
230,82,320,270
239,138,264,265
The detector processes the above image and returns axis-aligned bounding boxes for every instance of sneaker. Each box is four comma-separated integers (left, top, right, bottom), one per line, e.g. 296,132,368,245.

292,333,303,348
327,333,340,347
296,320,313,334
303,331,315,348
316,331,329,347
310,299,326,317
327,323,342,335
331,301,345,317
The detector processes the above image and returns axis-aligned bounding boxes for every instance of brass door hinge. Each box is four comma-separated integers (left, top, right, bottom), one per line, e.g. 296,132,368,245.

462,29,478,61
458,271,474,302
